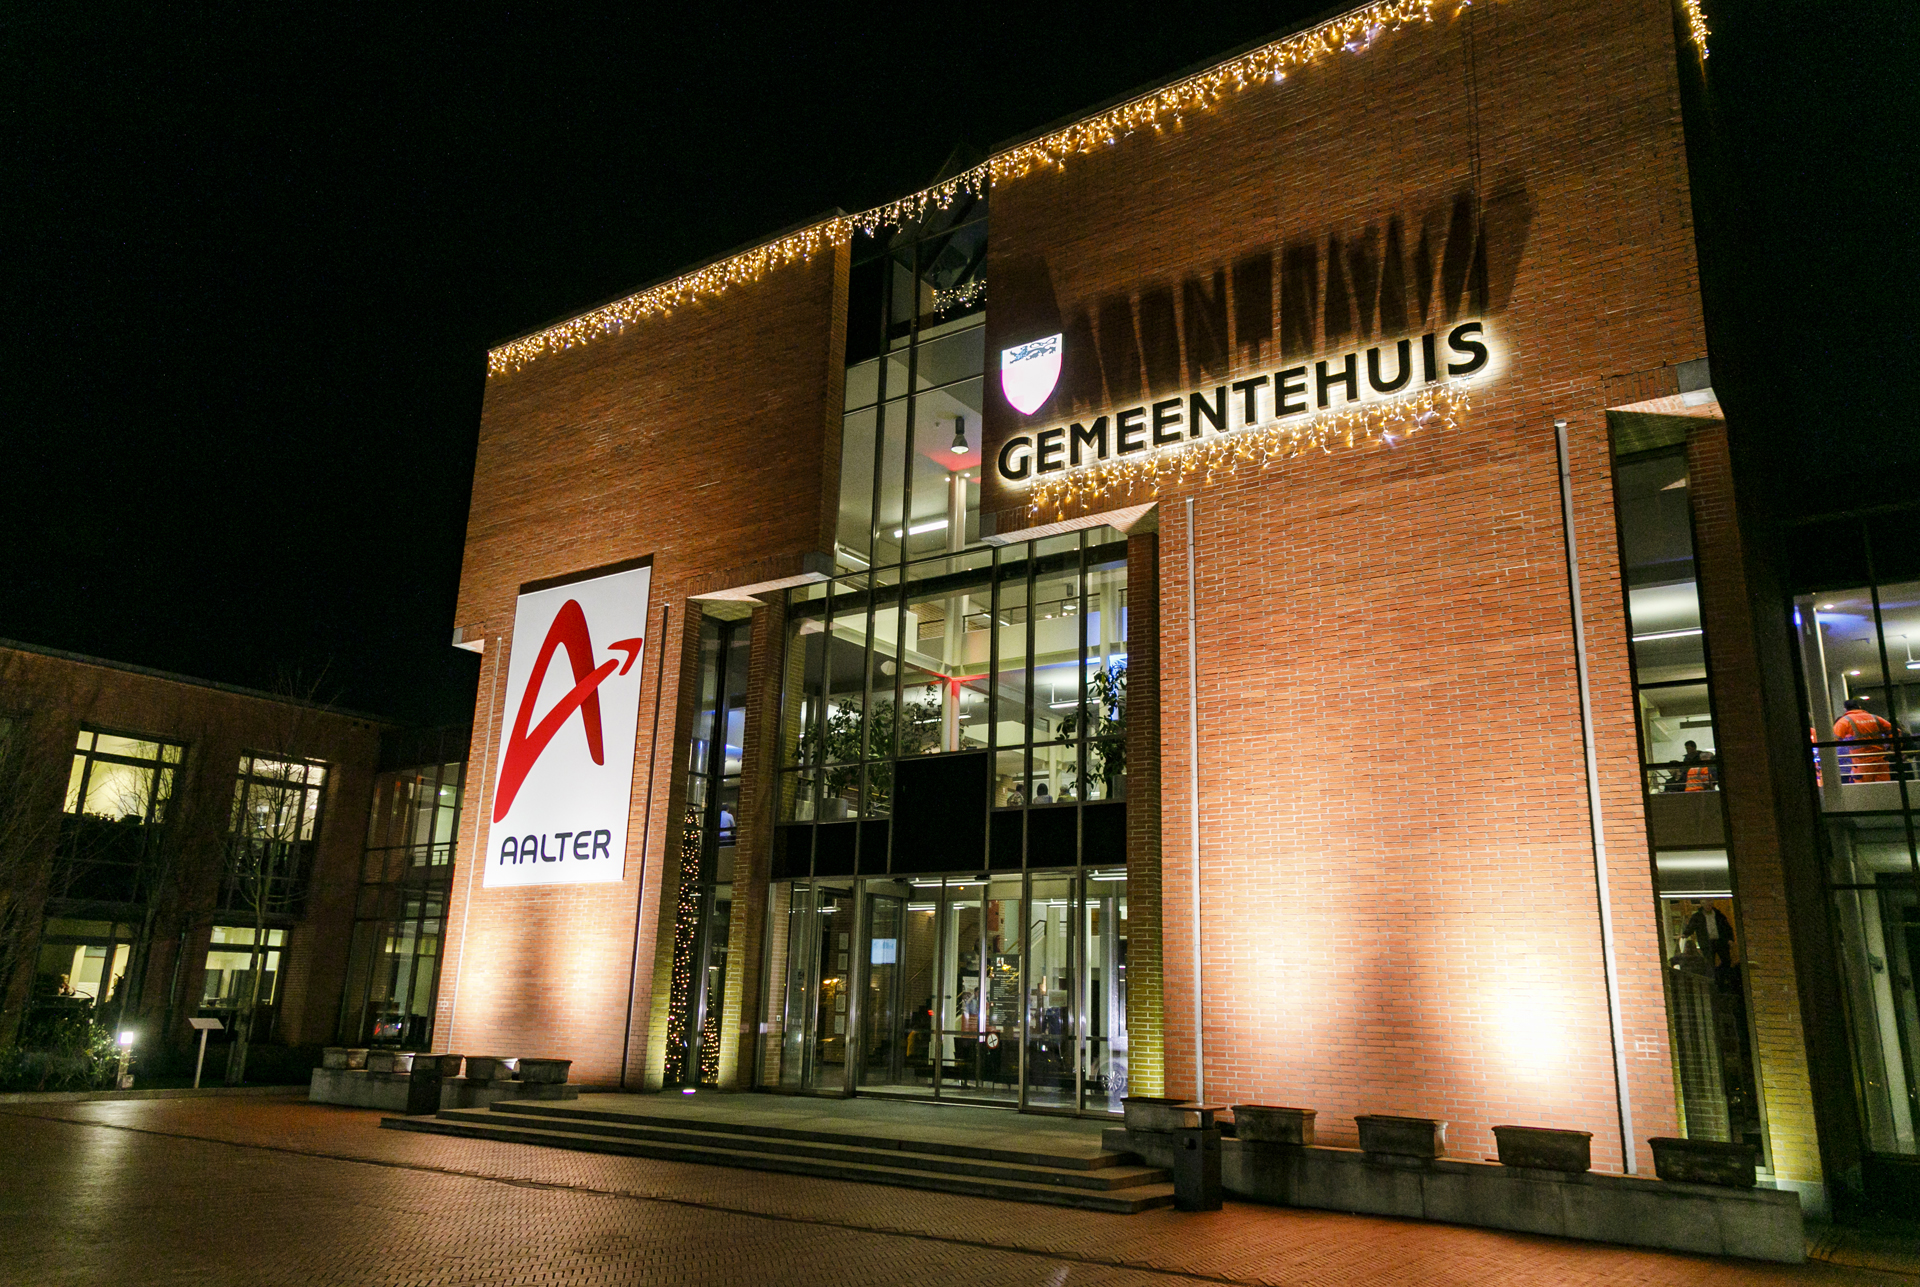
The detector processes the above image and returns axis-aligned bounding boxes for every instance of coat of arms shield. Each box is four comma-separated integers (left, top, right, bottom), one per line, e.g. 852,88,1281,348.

1000,334,1063,416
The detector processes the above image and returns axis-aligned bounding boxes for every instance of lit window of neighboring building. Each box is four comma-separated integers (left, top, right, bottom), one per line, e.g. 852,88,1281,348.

222,754,328,918
201,925,286,1019
56,728,185,907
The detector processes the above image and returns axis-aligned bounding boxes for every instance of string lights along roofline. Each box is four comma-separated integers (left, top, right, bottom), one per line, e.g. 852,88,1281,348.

486,0,1443,378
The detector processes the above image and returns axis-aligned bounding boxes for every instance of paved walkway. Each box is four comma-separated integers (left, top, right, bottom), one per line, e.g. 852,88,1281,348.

0,1092,1914,1286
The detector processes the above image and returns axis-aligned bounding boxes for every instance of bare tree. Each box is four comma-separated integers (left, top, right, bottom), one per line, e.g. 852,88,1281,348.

222,672,330,1084
0,713,65,1046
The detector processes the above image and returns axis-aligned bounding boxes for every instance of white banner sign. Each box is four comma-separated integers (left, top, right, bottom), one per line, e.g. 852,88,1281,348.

484,563,651,887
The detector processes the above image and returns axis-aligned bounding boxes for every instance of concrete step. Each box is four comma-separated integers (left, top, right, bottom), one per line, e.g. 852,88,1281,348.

381,1111,1175,1213
426,1105,1168,1193
485,1100,1138,1171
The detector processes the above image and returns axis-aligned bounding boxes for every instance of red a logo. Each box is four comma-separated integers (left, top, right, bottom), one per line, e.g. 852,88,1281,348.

493,599,643,822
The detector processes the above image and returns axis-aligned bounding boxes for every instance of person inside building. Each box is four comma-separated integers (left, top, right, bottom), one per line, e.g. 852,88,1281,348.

1834,697,1895,782
1032,782,1052,805
1685,749,1718,792
1684,900,1737,988
1666,740,1703,791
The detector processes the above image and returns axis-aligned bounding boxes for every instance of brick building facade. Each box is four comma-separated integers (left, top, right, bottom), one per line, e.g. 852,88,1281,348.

432,0,1906,1218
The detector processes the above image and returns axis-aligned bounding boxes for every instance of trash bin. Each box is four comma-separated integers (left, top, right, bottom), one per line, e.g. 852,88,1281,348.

1172,1109,1223,1211
406,1056,446,1116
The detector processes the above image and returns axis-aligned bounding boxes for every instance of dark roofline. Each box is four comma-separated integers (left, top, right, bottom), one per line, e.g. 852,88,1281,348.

488,208,849,351
987,0,1359,155
0,637,394,726
490,0,1375,355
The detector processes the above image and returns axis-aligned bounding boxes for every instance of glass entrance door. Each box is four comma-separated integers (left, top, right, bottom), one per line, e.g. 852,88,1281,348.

809,885,856,1090
857,878,938,1092
764,871,1128,1113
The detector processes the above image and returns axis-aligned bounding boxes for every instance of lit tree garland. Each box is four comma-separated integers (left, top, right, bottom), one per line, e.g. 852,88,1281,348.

663,804,703,1084
488,0,1441,376
1024,383,1470,517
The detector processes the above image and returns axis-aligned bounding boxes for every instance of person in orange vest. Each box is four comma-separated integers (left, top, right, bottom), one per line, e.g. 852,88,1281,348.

1834,698,1895,782
1684,749,1717,791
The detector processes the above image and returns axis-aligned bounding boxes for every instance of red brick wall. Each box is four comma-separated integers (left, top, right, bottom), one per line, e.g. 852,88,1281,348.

1687,419,1822,1186
0,644,381,1052
977,0,1698,1170
436,246,848,1084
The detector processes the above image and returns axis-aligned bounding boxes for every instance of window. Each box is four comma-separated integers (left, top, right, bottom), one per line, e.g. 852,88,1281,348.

664,614,751,1085
340,756,464,1049
1609,440,1762,1154
836,202,987,574
55,728,184,906
776,528,1128,878
201,925,286,1036
221,754,328,917
1787,510,1920,1158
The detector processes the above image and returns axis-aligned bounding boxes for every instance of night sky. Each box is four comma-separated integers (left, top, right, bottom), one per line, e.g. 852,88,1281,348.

6,3,1912,726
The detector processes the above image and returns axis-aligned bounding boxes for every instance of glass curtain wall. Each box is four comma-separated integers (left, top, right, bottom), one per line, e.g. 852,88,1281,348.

339,758,463,1048
761,529,1130,1112
774,529,1129,872
835,196,986,575
1787,510,1920,1160
664,613,750,1085
1612,444,1764,1154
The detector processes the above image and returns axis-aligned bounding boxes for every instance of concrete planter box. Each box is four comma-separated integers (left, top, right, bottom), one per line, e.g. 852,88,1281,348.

1493,1125,1592,1173
1233,1105,1316,1147
414,1053,464,1077
1124,1097,1210,1133
366,1051,415,1075
345,1048,369,1070
1357,1115,1446,1161
464,1056,517,1082
517,1058,572,1085
321,1047,350,1070
1649,1137,1757,1188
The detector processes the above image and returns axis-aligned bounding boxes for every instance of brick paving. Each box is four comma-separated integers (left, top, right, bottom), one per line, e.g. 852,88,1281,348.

0,1094,1912,1286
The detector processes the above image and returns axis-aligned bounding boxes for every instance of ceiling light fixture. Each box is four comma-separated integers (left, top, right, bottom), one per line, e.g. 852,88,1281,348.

950,414,969,455
1904,636,1920,671
1631,627,1703,642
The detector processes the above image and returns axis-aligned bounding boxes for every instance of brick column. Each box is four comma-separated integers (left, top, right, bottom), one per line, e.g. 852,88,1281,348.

1125,529,1165,1097
1687,420,1823,1190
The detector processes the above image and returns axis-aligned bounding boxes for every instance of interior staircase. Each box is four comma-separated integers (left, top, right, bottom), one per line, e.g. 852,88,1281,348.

383,1100,1175,1213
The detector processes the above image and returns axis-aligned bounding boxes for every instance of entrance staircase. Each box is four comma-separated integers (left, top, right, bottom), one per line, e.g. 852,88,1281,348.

383,1098,1175,1213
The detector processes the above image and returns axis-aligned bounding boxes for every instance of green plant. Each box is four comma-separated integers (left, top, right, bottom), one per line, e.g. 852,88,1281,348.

814,693,940,809
0,1007,123,1092
1055,662,1128,796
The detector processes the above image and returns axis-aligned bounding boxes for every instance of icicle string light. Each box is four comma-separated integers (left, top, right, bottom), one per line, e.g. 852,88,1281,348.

1024,384,1470,516
489,0,1440,376
1681,0,1709,58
